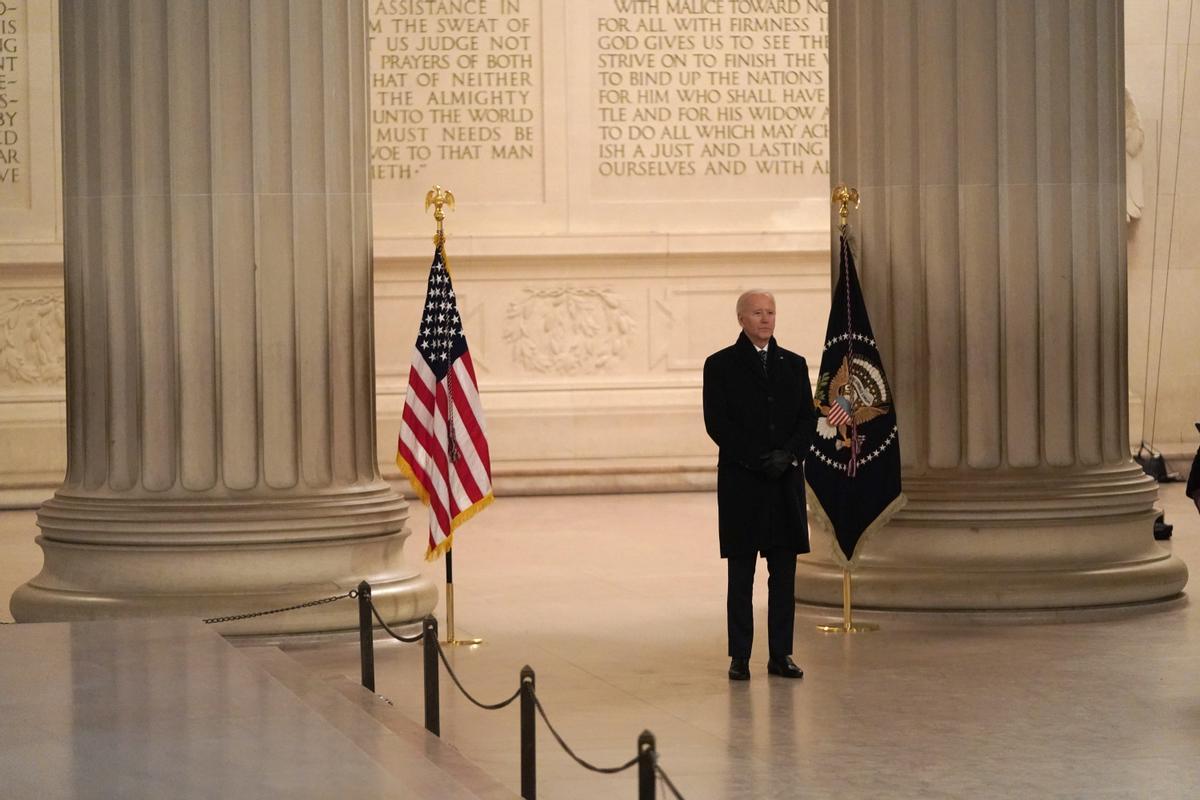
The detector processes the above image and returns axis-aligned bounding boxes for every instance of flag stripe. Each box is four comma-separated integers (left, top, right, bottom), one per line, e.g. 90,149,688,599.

827,406,851,426
449,363,493,491
401,396,447,476
432,384,471,516
454,355,490,436
398,416,450,511
401,376,453,543
451,441,490,506
448,432,485,505
397,435,450,541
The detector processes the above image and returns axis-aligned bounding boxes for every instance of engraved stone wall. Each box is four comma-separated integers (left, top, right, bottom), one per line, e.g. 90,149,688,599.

369,0,544,202
591,0,828,196
0,0,29,208
367,0,831,242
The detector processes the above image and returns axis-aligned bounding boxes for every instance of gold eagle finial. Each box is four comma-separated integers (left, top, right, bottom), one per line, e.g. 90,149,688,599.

832,185,860,230
425,185,455,246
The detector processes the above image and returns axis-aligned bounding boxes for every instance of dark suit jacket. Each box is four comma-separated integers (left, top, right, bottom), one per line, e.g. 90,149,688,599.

703,332,818,558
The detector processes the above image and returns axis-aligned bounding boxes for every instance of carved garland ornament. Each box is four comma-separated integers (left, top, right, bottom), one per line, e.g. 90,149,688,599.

503,287,635,374
0,294,66,385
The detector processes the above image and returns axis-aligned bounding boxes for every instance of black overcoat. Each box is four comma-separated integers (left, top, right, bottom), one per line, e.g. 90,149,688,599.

703,332,818,558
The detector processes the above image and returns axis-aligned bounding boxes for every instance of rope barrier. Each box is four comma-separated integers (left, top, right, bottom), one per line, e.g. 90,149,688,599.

655,765,686,800
532,694,640,775
177,579,690,798
434,639,522,710
202,590,356,625
367,599,425,643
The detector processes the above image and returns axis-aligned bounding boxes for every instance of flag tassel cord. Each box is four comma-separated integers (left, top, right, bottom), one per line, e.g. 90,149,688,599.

835,187,861,478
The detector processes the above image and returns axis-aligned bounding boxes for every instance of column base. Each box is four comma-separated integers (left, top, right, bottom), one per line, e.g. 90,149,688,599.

796,465,1189,610
10,542,436,636
9,486,438,635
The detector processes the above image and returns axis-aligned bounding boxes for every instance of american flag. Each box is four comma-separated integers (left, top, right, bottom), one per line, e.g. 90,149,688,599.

396,244,493,560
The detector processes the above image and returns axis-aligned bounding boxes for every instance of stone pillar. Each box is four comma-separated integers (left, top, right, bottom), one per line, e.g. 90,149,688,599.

796,0,1187,609
10,0,435,633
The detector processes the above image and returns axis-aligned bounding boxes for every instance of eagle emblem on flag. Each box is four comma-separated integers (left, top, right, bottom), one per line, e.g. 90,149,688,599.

816,354,892,452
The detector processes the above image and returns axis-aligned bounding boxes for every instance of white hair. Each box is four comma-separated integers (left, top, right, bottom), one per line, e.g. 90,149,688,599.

736,289,775,317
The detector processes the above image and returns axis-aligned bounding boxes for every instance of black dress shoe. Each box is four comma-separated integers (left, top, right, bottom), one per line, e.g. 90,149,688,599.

728,658,751,681
766,656,804,679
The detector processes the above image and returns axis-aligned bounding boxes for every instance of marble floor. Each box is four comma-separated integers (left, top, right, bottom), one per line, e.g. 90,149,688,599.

0,618,424,799
2,484,1199,799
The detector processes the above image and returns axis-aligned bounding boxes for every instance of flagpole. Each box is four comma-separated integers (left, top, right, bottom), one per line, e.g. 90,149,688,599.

817,569,879,633
425,185,483,648
815,186,879,635
443,549,482,645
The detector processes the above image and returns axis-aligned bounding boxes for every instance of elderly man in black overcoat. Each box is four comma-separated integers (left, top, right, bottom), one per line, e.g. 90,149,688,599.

703,289,817,680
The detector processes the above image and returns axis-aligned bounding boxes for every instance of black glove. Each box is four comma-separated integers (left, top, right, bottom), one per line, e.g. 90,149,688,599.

758,449,793,479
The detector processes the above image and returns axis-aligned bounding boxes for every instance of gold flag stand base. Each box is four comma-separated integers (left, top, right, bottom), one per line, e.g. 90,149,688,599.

817,622,880,634
817,569,879,633
442,582,484,647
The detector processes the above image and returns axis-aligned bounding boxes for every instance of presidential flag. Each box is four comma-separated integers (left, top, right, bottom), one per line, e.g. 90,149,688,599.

397,244,493,560
806,231,904,563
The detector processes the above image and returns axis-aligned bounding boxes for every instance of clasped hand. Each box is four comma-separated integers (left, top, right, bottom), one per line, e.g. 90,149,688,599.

758,449,793,478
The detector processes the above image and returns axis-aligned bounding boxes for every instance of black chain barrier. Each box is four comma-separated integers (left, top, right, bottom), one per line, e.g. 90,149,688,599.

202,590,356,625
367,599,425,644
532,694,639,774
355,580,686,799
362,592,520,709
434,638,523,710
655,765,686,800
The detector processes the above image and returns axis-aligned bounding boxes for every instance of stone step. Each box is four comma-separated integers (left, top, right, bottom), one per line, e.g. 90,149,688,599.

243,646,520,800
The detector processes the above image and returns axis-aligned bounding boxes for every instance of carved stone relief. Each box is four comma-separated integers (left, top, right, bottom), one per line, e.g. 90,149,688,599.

0,293,65,385
503,287,635,374
1125,87,1145,223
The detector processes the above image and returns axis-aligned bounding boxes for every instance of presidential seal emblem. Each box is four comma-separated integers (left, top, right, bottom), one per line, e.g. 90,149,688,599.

815,353,891,453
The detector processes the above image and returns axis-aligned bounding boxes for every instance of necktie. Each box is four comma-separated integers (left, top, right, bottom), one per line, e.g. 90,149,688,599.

758,349,768,371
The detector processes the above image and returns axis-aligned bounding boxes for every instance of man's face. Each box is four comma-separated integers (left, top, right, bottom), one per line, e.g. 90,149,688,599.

738,294,776,347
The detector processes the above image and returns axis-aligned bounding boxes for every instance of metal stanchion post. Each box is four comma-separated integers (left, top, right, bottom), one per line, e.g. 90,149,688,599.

638,730,657,800
357,581,375,691
423,615,440,736
520,665,536,800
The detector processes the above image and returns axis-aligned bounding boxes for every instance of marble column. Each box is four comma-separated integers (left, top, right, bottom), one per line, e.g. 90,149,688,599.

10,0,435,633
796,0,1188,609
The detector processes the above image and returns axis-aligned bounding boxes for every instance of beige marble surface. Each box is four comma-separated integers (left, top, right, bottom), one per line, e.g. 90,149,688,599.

0,619,420,799
3,484,1199,798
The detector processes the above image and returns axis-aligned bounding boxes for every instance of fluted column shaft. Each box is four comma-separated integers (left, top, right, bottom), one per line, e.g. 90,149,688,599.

796,0,1186,609
12,0,434,632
